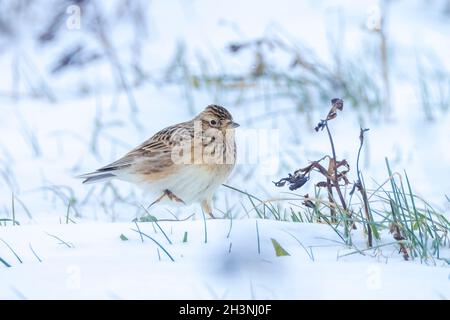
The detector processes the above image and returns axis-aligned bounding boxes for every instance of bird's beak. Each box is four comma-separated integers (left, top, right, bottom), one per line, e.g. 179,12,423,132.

229,121,240,128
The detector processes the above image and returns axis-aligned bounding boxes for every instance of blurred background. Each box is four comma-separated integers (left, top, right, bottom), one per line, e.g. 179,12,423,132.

0,0,449,223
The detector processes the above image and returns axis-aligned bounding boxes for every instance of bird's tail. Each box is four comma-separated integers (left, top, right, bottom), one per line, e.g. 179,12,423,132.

76,171,117,184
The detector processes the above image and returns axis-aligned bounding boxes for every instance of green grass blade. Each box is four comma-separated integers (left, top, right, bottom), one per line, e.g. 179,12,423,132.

270,238,290,257
130,228,175,262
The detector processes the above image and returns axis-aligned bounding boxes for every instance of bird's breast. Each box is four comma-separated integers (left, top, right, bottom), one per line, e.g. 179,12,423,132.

131,136,236,205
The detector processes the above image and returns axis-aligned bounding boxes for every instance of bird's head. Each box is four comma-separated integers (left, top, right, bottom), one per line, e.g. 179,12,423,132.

195,105,239,133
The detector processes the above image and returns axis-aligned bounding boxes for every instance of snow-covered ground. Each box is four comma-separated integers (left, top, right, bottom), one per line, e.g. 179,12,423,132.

1,0,449,299
1,219,449,299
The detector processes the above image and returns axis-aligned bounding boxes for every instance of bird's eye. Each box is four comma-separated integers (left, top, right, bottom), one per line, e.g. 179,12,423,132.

209,119,218,126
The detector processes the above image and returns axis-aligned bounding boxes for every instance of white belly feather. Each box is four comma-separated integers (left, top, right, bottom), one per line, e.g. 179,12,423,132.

122,164,233,205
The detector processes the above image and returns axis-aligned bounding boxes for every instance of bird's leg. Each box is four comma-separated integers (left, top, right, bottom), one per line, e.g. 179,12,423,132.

164,189,186,204
147,192,169,209
201,199,215,219
147,190,185,209
148,189,186,209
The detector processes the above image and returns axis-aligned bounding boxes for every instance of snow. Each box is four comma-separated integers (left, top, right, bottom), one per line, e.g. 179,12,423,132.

1,219,448,299
1,0,450,299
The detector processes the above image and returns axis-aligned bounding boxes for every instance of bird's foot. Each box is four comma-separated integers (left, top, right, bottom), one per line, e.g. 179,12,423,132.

164,189,186,204
201,199,215,219
207,212,216,219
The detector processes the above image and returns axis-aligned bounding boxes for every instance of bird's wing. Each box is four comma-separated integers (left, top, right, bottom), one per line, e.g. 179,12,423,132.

97,122,193,174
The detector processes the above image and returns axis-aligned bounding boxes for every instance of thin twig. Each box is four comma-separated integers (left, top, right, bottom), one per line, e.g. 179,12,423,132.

324,122,348,215
355,128,372,247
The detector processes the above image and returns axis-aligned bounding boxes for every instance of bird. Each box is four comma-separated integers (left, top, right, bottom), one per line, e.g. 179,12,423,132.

78,105,239,218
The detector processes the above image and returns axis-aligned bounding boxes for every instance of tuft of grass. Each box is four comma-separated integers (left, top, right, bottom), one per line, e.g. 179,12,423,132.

162,31,394,120
139,206,172,244
182,231,188,243
416,53,450,121
39,185,81,218
120,234,129,241
222,99,450,264
223,184,280,219
377,158,450,263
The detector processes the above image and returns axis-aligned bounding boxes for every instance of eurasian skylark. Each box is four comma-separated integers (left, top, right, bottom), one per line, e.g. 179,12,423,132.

78,105,239,218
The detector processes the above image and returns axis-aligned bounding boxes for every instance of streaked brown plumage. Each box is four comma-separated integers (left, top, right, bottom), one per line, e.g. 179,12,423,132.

78,105,239,218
